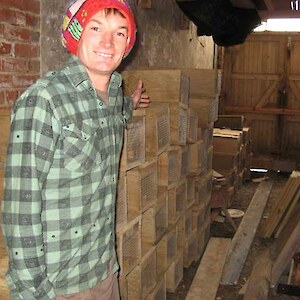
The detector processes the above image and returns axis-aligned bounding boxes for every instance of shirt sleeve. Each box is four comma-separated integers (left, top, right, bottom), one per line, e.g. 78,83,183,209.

123,95,133,123
1,86,60,300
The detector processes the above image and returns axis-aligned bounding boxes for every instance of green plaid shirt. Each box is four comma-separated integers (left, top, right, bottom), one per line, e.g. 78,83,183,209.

1,55,133,299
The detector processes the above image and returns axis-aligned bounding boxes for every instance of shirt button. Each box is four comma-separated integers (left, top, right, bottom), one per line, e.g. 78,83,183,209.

99,102,103,107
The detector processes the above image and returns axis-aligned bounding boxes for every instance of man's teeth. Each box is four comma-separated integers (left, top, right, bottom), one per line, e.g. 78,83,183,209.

96,52,112,57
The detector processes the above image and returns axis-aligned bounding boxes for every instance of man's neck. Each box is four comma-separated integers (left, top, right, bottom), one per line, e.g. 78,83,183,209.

85,68,112,91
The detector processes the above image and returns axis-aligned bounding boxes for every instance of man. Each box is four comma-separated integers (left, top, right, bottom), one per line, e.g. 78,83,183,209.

1,0,149,299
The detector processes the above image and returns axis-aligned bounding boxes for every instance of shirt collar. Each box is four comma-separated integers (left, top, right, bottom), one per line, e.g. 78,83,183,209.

66,55,122,90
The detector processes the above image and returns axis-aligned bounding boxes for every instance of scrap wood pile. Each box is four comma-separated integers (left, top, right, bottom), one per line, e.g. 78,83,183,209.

242,171,300,299
190,171,300,300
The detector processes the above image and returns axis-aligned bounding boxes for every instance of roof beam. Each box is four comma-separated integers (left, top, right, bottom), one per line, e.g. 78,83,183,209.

259,9,300,20
263,0,275,10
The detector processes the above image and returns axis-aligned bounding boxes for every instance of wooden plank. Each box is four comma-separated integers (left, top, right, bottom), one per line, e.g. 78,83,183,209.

271,216,300,287
261,171,300,238
254,80,280,108
243,249,272,300
231,74,280,80
137,0,151,9
275,187,300,238
0,275,9,300
186,237,231,300
181,69,222,99
263,0,275,10
221,178,273,285
272,200,300,260
122,70,189,107
225,106,300,116
289,80,300,104
214,115,244,130
0,113,11,159
0,231,8,277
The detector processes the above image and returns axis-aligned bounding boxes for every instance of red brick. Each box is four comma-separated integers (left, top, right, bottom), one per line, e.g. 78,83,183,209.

0,91,5,106
0,74,13,88
0,42,12,55
2,58,28,73
25,13,40,29
4,25,31,42
24,0,40,15
12,74,38,88
6,90,19,106
18,88,26,97
1,0,24,11
0,8,12,24
28,59,40,73
0,8,26,26
30,31,40,43
14,43,39,58
0,24,4,37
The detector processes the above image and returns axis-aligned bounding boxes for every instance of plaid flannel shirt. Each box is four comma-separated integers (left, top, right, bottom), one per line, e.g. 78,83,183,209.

1,55,133,299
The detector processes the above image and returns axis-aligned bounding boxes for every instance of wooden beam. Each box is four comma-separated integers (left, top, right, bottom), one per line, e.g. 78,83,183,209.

289,81,300,105
221,178,273,285
225,106,300,116
243,249,272,300
272,194,300,258
275,188,300,238
254,80,280,109
271,217,300,287
294,253,300,287
0,110,11,116
231,74,280,81
186,237,231,300
137,0,151,9
259,10,300,20
260,171,300,238
263,0,275,10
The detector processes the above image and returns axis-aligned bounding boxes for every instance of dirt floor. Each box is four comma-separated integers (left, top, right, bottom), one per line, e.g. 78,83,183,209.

167,170,296,300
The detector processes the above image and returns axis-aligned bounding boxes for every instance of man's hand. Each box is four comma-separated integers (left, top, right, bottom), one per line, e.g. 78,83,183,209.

131,79,150,109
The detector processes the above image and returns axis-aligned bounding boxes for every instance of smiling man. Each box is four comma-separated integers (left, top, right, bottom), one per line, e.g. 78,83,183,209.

1,1,148,299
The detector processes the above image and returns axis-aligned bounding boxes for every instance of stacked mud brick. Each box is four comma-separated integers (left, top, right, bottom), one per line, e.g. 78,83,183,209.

116,69,221,299
213,115,252,206
0,111,10,300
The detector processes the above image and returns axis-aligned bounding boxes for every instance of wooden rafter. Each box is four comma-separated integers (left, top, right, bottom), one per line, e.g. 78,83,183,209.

259,9,300,20
263,0,275,10
225,106,300,115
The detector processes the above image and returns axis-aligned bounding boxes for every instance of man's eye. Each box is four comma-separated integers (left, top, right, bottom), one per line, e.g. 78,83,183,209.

91,27,100,32
116,32,126,37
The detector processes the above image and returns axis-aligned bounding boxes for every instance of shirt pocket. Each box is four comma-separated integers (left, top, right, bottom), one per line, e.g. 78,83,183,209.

62,119,106,172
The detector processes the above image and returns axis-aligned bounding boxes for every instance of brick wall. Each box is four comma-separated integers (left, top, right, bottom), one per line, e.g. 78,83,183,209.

0,0,40,109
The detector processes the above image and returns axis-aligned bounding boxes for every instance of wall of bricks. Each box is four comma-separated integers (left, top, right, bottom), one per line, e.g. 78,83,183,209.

0,0,40,109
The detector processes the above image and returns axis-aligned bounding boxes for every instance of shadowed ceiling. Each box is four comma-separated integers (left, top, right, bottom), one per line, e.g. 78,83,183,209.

231,0,300,20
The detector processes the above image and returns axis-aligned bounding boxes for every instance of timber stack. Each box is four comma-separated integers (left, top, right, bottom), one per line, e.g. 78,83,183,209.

213,115,253,206
116,68,221,299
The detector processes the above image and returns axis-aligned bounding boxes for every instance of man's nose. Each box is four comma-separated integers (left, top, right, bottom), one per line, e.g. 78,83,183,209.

102,32,113,47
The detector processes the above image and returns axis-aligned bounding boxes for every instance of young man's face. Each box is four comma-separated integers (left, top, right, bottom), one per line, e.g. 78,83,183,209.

77,9,129,82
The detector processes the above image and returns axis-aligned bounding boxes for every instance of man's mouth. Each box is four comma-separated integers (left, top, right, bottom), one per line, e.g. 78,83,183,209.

95,51,113,58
